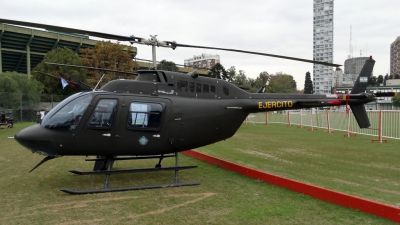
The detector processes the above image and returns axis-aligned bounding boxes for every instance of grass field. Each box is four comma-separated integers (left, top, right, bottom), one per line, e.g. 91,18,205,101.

0,123,398,224
198,123,400,208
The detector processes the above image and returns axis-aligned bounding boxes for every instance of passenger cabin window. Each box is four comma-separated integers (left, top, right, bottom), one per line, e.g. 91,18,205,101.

203,84,209,93
127,102,163,130
177,80,188,92
223,86,230,96
211,85,216,94
87,99,118,129
189,82,195,92
196,83,202,93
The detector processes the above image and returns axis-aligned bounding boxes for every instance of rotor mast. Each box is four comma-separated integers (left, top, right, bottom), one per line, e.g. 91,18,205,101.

129,35,177,69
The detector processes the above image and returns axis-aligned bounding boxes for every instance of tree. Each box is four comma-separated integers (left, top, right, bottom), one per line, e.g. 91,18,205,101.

226,66,237,81
368,76,377,86
231,70,248,87
80,41,137,87
208,63,229,80
157,60,178,72
377,75,384,85
395,74,400,79
304,71,313,94
384,74,389,86
0,72,44,109
392,95,400,107
33,47,87,95
247,72,269,93
266,74,297,93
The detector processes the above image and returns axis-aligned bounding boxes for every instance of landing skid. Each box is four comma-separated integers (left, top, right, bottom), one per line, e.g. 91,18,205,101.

60,153,199,194
60,182,199,194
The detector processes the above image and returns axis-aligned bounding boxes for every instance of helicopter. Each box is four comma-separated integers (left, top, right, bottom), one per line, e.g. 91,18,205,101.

1,18,397,194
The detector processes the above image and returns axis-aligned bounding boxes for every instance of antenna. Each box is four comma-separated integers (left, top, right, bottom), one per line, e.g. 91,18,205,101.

94,73,106,90
348,25,353,59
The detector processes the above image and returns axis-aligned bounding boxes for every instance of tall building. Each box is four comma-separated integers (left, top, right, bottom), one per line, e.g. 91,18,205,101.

390,36,400,76
184,53,220,70
313,0,334,94
344,57,369,75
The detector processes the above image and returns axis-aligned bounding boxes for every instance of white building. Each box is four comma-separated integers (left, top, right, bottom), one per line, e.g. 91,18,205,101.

332,67,354,88
184,53,220,70
313,0,334,94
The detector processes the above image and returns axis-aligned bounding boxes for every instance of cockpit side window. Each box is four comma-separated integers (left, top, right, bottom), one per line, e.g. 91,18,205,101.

87,99,118,129
41,93,92,131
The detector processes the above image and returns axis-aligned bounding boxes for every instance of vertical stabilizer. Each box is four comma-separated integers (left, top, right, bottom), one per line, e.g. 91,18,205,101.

351,57,375,94
349,57,375,128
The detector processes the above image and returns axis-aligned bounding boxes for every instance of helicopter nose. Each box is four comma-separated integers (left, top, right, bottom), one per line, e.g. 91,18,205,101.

14,124,59,157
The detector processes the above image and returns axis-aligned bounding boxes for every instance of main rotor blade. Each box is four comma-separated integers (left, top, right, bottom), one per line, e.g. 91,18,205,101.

173,43,342,67
1,18,341,67
45,62,137,75
0,18,134,42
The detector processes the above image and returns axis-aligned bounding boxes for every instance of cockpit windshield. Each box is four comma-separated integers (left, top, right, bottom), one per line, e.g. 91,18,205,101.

41,92,93,131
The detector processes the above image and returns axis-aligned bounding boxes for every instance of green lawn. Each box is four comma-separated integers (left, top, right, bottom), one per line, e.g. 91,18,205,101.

0,123,397,224
198,123,400,208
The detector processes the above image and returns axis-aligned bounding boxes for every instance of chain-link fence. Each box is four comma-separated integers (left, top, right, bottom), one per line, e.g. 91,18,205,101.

0,92,70,122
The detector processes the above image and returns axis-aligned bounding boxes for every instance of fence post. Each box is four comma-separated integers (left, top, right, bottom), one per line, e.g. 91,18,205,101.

20,93,22,123
323,110,334,133
265,112,268,125
287,111,292,127
372,110,388,143
297,109,304,128
344,109,357,137
308,109,317,130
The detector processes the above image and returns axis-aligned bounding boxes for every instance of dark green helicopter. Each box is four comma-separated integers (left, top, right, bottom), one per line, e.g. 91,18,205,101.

1,18,396,194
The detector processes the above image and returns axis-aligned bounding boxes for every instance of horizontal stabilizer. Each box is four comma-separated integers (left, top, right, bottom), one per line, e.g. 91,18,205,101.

350,105,370,128
375,92,398,97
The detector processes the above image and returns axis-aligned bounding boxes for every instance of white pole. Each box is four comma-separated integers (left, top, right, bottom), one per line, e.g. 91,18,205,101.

347,106,351,137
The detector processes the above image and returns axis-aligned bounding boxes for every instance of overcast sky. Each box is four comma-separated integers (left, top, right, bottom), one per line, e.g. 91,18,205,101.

1,0,399,89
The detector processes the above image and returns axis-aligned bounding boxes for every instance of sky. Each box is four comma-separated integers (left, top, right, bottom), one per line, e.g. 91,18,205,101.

1,0,399,89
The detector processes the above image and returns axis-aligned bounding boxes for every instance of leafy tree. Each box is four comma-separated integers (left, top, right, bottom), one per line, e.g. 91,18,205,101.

377,75,384,84
368,76,377,86
0,72,44,109
395,74,400,79
80,41,137,87
231,70,248,87
266,74,297,93
157,60,178,72
208,63,229,80
247,72,269,93
392,95,400,107
258,71,269,82
384,74,389,86
33,47,87,95
226,66,237,81
389,74,394,79
304,71,313,94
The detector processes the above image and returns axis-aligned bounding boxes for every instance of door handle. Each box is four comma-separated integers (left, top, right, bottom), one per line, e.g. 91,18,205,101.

102,133,111,137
